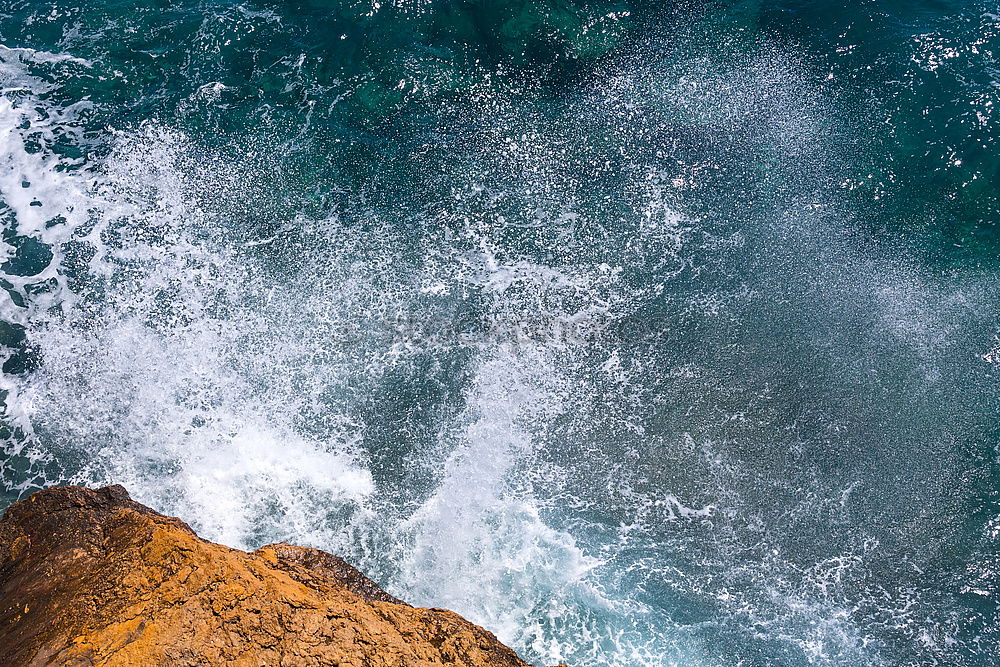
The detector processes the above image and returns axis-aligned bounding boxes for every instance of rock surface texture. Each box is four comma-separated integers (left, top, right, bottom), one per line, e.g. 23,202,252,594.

0,485,536,667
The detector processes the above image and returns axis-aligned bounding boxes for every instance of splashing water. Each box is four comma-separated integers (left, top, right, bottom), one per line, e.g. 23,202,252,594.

1,3,998,666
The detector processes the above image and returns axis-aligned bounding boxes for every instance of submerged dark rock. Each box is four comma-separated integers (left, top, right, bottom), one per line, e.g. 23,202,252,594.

0,485,539,666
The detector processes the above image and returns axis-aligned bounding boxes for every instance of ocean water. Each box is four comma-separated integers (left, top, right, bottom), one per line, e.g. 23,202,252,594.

0,1,998,665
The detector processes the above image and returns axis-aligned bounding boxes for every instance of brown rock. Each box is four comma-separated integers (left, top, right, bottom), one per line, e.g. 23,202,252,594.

0,485,537,667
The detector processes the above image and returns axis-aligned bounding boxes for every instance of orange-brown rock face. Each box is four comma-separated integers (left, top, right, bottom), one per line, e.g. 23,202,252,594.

0,485,534,667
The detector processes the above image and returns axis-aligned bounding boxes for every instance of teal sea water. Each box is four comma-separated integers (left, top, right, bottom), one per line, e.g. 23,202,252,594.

0,1,998,664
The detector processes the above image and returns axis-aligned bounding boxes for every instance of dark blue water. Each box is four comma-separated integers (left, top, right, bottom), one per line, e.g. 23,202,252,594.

0,2,997,665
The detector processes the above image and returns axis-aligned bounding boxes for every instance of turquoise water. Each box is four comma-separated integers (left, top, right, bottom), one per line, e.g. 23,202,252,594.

0,1,998,664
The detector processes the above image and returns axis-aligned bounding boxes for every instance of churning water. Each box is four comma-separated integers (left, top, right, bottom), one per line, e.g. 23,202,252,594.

0,2,998,665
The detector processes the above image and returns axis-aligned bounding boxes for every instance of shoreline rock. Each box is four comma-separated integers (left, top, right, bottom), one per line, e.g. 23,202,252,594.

0,485,541,666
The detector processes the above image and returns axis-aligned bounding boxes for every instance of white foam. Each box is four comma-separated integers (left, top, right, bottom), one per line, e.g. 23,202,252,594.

0,81,376,545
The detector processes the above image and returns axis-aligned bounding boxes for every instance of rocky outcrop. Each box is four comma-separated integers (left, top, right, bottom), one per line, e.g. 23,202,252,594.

0,485,535,667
